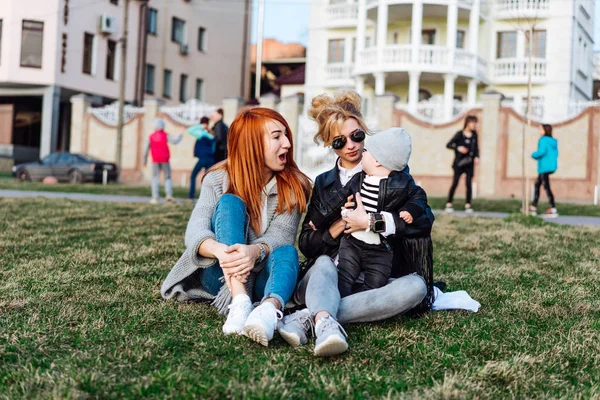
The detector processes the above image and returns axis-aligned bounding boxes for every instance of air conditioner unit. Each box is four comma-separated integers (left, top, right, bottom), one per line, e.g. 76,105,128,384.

99,14,117,34
180,43,189,55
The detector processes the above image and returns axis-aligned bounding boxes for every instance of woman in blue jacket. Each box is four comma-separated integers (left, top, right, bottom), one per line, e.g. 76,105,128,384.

530,124,558,217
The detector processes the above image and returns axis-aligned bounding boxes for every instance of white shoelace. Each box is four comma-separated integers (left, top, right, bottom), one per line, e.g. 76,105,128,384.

316,316,348,338
288,310,315,336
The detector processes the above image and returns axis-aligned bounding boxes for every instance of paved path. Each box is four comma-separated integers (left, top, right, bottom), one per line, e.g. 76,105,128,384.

1,189,599,227
432,210,600,227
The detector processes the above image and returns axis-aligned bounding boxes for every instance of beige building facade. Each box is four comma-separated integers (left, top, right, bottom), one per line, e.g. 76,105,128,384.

0,0,250,169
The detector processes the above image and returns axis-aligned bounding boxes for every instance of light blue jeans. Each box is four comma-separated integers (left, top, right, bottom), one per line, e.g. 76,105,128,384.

151,162,173,199
294,255,427,324
198,194,299,308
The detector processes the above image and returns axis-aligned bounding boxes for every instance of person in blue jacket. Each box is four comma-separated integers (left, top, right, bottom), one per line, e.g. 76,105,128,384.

186,116,215,199
529,124,558,217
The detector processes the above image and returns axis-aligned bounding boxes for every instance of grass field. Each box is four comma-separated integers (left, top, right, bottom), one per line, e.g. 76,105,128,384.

1,179,600,217
1,198,599,399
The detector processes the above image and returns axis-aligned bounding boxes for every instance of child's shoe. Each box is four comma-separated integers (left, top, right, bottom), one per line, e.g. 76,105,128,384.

223,294,253,335
465,204,474,213
444,203,454,213
543,208,558,218
149,198,159,205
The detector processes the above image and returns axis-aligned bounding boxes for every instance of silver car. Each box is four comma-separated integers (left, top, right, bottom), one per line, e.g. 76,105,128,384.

12,152,119,183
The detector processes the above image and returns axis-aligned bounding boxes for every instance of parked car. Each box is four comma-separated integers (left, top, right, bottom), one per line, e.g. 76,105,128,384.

12,152,119,183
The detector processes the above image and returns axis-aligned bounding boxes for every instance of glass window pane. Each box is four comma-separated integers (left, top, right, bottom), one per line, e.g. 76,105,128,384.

328,39,345,63
106,39,116,80
180,74,188,102
195,79,204,101
21,20,44,68
163,69,172,98
148,9,157,35
497,31,516,59
82,32,94,74
145,64,155,94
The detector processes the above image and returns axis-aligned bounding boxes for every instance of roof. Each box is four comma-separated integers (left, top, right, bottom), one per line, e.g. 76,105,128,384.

275,65,306,86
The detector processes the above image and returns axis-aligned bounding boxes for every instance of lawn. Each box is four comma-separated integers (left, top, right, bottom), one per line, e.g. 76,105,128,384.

1,198,599,399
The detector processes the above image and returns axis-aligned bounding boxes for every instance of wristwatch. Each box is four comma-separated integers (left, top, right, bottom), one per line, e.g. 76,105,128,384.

256,243,267,263
369,213,386,233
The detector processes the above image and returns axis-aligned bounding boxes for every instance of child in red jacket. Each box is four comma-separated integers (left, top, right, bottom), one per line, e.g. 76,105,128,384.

143,118,182,203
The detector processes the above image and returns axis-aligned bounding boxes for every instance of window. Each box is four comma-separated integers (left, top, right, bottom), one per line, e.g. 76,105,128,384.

418,89,432,102
21,20,44,68
456,30,465,49
109,0,118,4
421,30,436,45
106,39,117,80
328,39,345,63
525,30,546,58
197,27,206,51
0,20,3,65
171,17,186,44
56,153,74,165
148,8,158,35
163,69,172,98
365,36,372,48
195,78,204,101
145,64,155,94
82,32,94,74
41,153,60,165
496,31,517,59
393,32,399,44
180,74,188,102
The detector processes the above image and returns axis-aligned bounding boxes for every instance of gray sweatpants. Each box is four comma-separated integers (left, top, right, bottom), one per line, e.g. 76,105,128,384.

294,255,427,324
151,162,173,199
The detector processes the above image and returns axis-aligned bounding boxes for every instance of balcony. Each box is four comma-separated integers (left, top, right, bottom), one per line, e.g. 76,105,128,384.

492,58,547,84
324,64,355,87
495,0,550,19
325,3,358,28
355,45,487,81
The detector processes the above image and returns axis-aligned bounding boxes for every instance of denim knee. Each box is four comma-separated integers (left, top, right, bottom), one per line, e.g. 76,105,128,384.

314,255,338,278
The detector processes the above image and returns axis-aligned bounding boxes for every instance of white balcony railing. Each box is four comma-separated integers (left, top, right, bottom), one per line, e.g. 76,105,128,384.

418,45,450,66
326,3,358,26
496,0,550,18
493,58,547,83
383,45,412,65
325,64,354,83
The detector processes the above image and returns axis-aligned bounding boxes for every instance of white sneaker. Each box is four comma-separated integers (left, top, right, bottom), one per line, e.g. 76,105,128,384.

314,315,348,357
445,203,454,213
277,308,313,347
243,302,283,346
222,294,253,336
529,205,538,216
465,204,474,213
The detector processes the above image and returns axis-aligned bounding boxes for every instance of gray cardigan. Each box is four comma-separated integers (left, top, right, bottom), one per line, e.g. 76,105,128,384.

160,169,302,313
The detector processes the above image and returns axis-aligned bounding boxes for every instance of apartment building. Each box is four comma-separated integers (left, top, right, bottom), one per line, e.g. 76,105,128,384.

0,0,250,167
304,0,595,123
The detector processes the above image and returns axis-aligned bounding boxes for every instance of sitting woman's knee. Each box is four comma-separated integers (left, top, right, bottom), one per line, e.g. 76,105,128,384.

272,245,299,264
216,194,246,212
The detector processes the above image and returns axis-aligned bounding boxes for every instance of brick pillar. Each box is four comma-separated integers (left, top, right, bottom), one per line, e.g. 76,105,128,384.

478,93,502,197
222,97,244,126
375,94,397,131
259,94,280,112
280,94,303,162
69,94,92,154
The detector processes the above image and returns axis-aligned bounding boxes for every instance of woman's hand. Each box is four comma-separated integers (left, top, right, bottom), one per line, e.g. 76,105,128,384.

219,244,260,279
457,146,469,154
342,193,370,234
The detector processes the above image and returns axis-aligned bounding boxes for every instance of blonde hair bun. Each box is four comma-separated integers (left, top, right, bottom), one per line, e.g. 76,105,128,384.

307,91,366,145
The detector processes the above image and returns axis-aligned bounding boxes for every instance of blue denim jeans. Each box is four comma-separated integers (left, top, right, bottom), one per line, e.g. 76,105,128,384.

198,194,299,308
188,157,215,199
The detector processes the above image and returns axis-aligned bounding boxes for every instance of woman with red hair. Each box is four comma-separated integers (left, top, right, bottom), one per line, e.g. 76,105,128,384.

161,108,311,346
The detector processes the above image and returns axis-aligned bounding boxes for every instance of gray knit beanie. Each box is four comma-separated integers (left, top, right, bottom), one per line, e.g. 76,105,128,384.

365,127,412,171
153,118,165,130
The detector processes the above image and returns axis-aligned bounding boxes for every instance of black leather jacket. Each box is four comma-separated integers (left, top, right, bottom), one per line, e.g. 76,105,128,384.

298,162,435,266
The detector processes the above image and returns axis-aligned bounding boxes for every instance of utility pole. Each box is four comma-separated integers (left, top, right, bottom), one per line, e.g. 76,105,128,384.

116,0,130,171
522,24,534,215
254,0,265,100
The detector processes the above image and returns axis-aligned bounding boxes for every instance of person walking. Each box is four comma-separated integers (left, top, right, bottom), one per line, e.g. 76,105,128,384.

211,108,229,163
186,116,215,200
529,124,559,217
143,118,183,204
445,115,480,213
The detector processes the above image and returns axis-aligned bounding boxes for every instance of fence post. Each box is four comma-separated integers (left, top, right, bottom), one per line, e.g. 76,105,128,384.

375,94,397,130
478,93,502,198
280,94,303,160
69,94,92,154
222,97,244,126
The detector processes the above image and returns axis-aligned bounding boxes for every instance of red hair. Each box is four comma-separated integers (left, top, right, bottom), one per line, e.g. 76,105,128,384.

209,108,311,235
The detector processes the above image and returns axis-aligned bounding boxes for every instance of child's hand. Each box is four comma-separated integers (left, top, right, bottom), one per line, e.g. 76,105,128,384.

400,211,413,224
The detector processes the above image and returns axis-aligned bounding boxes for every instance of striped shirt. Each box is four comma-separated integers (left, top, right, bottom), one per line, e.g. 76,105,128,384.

352,174,386,245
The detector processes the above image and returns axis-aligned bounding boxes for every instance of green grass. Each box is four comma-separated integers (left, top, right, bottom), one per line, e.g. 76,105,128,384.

1,198,599,398
0,180,191,198
0,172,12,179
428,197,600,217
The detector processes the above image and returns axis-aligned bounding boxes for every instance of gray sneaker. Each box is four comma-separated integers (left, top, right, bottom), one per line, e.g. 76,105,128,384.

314,315,348,357
277,308,313,347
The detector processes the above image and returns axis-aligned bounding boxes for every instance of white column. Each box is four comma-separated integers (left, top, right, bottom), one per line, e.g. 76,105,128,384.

357,0,366,53
411,0,423,65
356,75,365,94
443,74,457,121
408,71,420,112
468,0,480,73
376,0,388,68
467,79,478,106
374,72,386,95
446,0,458,67
40,86,61,158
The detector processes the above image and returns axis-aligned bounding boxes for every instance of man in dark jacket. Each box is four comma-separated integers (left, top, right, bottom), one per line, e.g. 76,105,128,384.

210,108,229,163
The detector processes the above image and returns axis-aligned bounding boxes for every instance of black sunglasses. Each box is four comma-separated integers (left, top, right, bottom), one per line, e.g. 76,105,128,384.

331,130,366,150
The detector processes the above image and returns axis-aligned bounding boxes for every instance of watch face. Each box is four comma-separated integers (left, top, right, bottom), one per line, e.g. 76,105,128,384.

374,219,386,233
